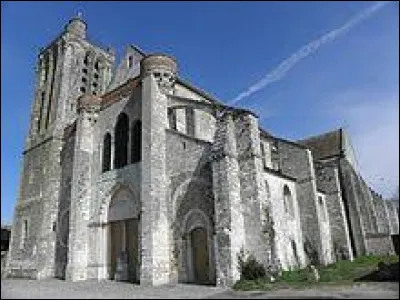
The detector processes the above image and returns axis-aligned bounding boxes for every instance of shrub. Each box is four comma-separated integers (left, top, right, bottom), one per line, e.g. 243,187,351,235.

238,250,266,280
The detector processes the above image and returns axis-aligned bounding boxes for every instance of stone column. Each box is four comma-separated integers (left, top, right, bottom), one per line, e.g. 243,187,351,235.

140,55,175,285
338,159,367,257
234,111,269,265
66,96,100,281
211,111,245,287
316,162,354,261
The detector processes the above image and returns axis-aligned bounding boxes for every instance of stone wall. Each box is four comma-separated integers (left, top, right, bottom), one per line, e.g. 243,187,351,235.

364,234,394,256
316,192,334,264
7,136,63,279
371,192,390,235
211,112,245,286
263,172,306,271
338,159,367,257
274,138,324,265
166,130,214,284
314,159,353,261
54,126,76,279
386,200,399,235
234,113,268,267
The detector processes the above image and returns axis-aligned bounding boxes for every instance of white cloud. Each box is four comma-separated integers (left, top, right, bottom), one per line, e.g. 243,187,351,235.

328,90,399,198
229,1,390,106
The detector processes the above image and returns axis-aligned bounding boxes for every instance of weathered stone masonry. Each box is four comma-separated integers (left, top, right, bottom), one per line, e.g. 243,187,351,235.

6,16,399,287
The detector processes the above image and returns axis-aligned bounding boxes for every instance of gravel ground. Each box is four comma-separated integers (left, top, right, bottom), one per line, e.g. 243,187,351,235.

1,279,398,299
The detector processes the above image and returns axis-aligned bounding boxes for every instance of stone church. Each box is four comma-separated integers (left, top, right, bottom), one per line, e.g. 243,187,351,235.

5,16,399,286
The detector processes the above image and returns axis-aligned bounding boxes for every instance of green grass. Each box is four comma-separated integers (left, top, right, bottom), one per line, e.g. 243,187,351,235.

232,254,399,291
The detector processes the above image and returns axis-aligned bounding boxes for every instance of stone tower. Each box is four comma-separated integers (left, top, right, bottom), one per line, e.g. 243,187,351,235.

140,54,177,285
6,15,114,279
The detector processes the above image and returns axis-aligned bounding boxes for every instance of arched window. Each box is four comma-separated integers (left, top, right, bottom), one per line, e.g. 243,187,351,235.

114,113,129,169
283,185,294,218
102,133,111,172
131,120,142,163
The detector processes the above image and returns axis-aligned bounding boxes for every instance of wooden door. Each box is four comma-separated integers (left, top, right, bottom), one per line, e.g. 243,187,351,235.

191,227,209,284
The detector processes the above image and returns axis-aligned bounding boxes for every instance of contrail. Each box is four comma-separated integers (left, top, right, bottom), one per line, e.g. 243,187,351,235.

229,1,390,105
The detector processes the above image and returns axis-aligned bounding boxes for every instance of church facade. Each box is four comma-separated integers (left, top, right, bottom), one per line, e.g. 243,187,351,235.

5,17,399,286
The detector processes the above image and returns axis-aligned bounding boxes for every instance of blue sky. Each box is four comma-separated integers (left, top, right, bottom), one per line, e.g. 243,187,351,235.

1,1,399,224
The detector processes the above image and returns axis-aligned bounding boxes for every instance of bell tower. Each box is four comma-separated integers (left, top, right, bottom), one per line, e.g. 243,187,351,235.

6,15,114,279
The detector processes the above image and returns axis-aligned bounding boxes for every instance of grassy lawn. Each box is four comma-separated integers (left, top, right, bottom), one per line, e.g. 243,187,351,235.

233,254,399,291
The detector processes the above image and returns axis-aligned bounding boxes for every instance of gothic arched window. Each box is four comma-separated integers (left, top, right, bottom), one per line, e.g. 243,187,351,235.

114,113,129,169
131,120,142,163
283,185,294,218
102,133,111,172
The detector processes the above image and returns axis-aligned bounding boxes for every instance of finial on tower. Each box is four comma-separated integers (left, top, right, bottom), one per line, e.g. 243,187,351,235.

65,12,87,39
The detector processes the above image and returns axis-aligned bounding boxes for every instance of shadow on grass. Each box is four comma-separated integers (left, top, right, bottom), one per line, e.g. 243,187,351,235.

355,262,399,282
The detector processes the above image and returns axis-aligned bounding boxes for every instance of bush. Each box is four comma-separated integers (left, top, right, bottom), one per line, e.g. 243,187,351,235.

238,251,266,280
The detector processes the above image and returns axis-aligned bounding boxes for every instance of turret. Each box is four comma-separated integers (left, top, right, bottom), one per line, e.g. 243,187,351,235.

140,54,177,94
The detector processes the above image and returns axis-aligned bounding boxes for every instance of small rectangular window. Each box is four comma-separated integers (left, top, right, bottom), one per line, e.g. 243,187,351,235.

21,219,28,249
168,108,177,130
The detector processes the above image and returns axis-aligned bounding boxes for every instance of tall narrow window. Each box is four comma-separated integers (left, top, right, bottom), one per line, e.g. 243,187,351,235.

128,56,133,68
94,60,100,71
21,219,28,249
114,113,129,169
131,120,142,163
168,108,177,130
186,107,195,137
102,133,111,172
283,185,294,218
37,91,45,133
45,49,57,130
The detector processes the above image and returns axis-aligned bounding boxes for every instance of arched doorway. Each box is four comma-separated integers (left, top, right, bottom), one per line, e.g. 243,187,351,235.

181,209,215,285
107,188,140,283
190,227,210,284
